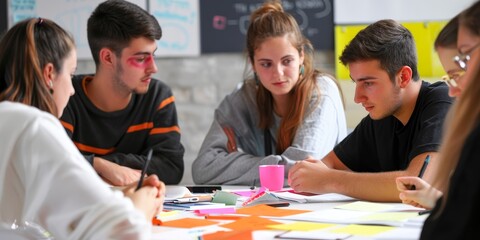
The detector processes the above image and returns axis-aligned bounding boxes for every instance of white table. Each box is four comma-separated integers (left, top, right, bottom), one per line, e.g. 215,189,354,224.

151,186,423,240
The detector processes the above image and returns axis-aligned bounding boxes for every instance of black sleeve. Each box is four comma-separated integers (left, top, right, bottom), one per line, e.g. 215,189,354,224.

421,124,480,239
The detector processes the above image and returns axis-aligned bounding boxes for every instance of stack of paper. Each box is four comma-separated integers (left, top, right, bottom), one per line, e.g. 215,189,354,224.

281,201,425,227
163,202,228,211
271,191,355,203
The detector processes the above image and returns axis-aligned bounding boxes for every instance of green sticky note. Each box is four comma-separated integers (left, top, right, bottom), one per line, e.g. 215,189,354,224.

212,191,238,205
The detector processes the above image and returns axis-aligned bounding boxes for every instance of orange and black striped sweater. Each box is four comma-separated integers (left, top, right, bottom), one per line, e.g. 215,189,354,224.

60,75,184,184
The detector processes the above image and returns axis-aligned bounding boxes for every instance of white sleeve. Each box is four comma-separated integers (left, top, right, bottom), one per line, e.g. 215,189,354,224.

16,114,150,240
283,76,347,165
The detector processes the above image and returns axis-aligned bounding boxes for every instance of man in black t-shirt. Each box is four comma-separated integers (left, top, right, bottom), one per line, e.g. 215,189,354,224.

288,19,453,202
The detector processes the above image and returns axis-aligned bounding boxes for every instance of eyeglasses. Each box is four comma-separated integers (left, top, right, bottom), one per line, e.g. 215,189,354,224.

453,43,480,70
441,70,465,88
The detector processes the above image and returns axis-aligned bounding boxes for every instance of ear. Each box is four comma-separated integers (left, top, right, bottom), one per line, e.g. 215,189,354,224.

99,48,116,67
397,66,413,88
42,63,55,87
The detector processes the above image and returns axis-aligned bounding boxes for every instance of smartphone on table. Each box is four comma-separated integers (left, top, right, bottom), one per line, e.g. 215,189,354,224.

186,185,222,194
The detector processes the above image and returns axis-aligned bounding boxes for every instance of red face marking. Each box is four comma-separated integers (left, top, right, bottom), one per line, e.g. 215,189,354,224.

127,55,153,69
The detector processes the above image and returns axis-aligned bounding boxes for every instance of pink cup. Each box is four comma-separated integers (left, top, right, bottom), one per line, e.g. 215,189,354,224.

259,165,285,191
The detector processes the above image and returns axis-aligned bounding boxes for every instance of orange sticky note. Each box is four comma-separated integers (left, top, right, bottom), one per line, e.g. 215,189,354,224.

152,217,162,226
161,218,218,228
202,230,253,240
237,204,310,217
220,215,281,231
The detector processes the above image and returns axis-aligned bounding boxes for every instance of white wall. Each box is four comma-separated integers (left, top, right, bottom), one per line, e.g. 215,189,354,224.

334,0,474,24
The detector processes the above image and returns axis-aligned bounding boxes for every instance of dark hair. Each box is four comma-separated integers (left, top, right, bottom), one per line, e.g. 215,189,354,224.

459,1,480,37
87,0,162,65
246,1,334,153
0,18,75,116
434,15,459,49
339,19,420,82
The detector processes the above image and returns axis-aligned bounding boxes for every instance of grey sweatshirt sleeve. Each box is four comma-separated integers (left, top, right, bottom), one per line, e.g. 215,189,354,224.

192,118,282,185
282,75,347,169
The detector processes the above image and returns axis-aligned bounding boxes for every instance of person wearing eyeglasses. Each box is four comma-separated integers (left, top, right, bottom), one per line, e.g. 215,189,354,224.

396,1,480,238
434,15,466,98
397,3,480,210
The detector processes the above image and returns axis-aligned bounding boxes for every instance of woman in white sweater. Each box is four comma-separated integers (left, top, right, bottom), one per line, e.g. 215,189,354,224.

0,18,164,239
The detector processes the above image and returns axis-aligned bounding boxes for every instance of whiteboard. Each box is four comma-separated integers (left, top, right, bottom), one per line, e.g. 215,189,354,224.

149,0,200,57
8,0,147,60
334,0,475,24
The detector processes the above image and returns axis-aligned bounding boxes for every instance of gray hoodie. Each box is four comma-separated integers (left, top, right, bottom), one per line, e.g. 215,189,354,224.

192,75,347,185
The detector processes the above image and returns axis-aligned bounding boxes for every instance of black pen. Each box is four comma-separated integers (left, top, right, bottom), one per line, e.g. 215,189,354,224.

418,209,431,215
411,155,430,190
135,149,153,191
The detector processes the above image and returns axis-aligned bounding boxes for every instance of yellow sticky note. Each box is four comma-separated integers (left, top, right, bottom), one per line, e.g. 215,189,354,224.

334,25,368,80
158,210,181,217
332,224,394,236
336,201,393,212
268,222,335,231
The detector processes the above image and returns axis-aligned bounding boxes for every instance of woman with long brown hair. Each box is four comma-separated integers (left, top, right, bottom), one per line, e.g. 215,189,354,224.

193,1,346,185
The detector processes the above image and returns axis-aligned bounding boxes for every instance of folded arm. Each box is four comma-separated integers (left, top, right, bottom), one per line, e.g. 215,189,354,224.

289,151,438,202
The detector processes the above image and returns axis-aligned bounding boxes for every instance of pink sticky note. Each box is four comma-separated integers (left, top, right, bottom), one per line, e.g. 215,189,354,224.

231,190,256,197
195,207,236,215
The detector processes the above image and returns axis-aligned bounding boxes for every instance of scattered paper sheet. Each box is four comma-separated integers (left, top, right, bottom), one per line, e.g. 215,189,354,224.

220,216,281,231
161,218,219,228
275,230,351,240
332,224,394,236
335,201,424,212
282,207,422,227
272,191,355,203
237,204,310,217
268,222,336,231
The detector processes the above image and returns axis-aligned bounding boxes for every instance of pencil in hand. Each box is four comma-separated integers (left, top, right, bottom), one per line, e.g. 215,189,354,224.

136,149,153,191
410,155,430,190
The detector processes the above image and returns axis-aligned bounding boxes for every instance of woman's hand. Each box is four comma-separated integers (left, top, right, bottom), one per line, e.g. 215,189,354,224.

396,176,442,209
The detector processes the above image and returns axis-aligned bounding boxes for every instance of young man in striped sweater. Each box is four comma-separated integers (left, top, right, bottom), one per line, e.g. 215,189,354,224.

60,0,184,186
